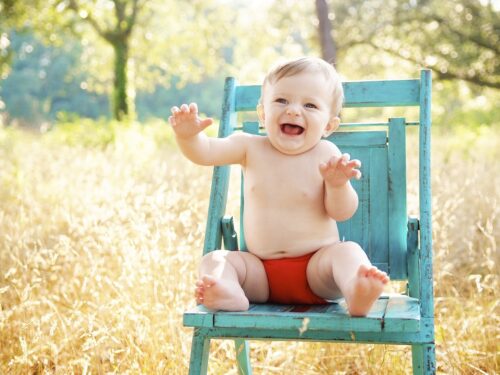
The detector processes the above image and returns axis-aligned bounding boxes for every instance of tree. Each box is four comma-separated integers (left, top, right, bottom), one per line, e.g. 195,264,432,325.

318,0,499,88
269,0,498,88
0,0,44,78
368,0,499,89
315,0,336,63
2,0,234,121
1,32,108,125
63,0,142,120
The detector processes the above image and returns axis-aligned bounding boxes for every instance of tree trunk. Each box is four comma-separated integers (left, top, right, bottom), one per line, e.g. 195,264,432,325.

315,0,337,65
112,39,129,121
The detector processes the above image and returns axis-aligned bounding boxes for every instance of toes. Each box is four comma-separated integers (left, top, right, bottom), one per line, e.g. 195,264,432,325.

373,270,389,283
357,265,390,284
366,267,378,277
201,275,216,288
357,264,371,277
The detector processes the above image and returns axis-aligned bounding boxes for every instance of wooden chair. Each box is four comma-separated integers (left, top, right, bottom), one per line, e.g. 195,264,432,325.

183,70,436,374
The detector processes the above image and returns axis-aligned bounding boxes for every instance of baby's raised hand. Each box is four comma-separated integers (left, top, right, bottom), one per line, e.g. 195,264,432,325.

319,153,362,187
169,103,213,139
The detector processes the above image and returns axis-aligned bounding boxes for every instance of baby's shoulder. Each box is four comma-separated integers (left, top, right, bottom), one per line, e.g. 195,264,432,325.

227,131,262,147
317,138,341,156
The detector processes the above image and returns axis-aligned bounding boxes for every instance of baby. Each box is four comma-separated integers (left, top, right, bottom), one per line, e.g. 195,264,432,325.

169,57,389,316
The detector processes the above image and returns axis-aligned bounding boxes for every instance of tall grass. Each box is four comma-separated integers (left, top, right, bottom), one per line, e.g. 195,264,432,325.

0,122,498,374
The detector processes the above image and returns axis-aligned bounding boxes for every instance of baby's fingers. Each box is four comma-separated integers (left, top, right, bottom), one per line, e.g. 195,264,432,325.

346,159,361,169
351,169,362,180
199,118,214,128
171,106,180,115
189,102,198,114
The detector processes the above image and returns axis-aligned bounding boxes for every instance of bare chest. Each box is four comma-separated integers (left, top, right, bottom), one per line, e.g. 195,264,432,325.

243,145,325,206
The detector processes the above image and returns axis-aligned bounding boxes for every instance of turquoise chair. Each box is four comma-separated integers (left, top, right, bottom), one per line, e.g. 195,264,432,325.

183,70,436,374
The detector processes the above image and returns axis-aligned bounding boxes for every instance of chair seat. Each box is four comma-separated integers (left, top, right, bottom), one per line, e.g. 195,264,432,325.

184,294,420,334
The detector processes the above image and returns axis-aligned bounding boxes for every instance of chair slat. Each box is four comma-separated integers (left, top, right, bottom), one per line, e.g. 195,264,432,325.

388,118,408,278
343,79,420,107
369,146,390,268
234,79,420,111
383,296,421,332
212,300,387,332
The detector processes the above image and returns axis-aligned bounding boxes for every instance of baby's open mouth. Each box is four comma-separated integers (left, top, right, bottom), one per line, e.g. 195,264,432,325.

280,123,305,135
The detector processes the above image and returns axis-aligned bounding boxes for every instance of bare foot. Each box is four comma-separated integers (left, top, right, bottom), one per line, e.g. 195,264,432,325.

194,275,250,311
344,265,389,316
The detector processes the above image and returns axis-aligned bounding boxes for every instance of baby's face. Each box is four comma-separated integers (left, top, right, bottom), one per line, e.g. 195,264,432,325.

259,71,338,155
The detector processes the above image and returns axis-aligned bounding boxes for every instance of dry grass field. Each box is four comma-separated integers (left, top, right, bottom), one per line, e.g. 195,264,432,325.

0,124,498,374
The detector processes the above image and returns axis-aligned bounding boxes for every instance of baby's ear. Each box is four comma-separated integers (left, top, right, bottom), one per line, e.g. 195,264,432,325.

257,104,265,124
323,116,340,137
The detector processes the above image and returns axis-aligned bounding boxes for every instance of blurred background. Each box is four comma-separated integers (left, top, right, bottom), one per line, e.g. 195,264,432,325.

0,0,498,128
0,1,498,374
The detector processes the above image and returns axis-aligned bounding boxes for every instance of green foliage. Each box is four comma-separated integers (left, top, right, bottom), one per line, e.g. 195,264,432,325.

432,80,500,128
376,0,499,89
0,30,228,126
38,115,183,150
43,116,118,149
1,32,108,125
1,1,498,129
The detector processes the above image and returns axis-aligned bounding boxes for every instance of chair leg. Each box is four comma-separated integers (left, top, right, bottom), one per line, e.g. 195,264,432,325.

412,343,436,375
234,339,252,375
189,329,211,375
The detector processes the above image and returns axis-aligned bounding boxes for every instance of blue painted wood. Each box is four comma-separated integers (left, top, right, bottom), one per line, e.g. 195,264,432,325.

328,130,388,146
388,118,408,279
369,146,390,269
184,306,214,328
234,79,420,111
203,78,236,254
384,296,420,332
185,295,421,334
342,79,420,107
407,218,421,298
189,329,211,375
242,121,260,134
222,216,238,251
419,70,434,319
235,338,252,375
213,300,387,332
196,318,436,344
184,71,435,375
412,343,436,374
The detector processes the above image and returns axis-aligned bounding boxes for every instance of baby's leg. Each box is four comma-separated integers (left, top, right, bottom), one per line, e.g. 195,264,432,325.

195,250,269,311
307,242,389,316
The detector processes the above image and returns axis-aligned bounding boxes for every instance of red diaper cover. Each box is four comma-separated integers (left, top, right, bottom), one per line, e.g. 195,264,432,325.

262,252,327,305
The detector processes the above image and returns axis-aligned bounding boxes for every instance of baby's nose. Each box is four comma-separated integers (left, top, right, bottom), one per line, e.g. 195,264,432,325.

286,104,301,116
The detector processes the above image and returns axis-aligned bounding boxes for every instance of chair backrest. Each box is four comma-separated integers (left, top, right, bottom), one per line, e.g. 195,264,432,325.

204,71,432,284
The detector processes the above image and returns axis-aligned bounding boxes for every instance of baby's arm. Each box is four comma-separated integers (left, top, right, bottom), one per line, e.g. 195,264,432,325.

319,146,361,221
169,103,248,166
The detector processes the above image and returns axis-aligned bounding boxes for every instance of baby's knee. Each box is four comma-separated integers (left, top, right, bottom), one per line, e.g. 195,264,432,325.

341,241,363,252
201,249,229,265
327,240,362,252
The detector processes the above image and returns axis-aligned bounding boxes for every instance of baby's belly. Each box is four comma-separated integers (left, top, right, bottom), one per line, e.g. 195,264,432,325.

243,209,340,259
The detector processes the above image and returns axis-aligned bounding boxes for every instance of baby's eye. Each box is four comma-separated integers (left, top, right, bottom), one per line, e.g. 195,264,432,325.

275,98,288,104
304,103,317,109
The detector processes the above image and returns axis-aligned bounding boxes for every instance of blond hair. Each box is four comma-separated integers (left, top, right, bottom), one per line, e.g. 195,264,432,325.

261,57,344,116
